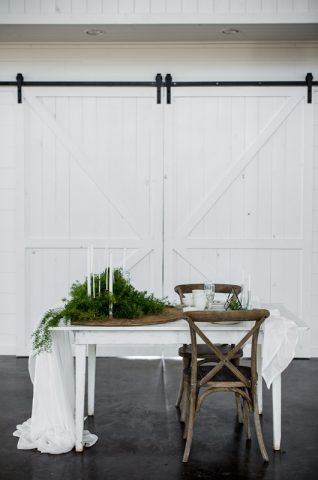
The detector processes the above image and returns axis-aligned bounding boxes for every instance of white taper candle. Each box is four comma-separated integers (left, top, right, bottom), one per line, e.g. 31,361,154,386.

91,245,95,298
122,248,127,272
87,247,91,296
104,248,108,291
109,253,113,294
109,253,113,317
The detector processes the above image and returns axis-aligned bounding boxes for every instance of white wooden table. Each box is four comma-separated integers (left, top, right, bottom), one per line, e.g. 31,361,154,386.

52,304,308,453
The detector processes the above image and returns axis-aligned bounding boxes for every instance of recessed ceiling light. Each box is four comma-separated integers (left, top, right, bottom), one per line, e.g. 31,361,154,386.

85,29,106,36
221,28,240,35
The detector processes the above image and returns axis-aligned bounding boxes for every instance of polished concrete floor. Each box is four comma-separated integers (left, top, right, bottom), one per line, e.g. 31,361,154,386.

0,356,317,480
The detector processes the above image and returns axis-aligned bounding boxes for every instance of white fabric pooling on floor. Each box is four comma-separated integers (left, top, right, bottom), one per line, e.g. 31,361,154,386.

13,330,97,454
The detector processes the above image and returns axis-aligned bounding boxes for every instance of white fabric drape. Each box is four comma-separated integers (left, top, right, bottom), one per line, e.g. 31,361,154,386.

13,330,97,454
262,309,299,389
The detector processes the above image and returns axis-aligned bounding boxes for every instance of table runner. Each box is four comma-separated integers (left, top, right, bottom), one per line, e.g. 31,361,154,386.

262,309,299,388
13,330,97,454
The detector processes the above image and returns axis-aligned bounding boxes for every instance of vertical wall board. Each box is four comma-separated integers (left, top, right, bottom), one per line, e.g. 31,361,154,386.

55,0,71,14
25,104,43,238
40,0,56,14
270,250,301,315
71,0,87,14
25,0,41,14
214,0,230,13
42,111,56,237
118,0,134,14
55,99,71,237
284,101,303,238
277,0,294,13
150,0,165,14
9,0,25,14
135,1,150,14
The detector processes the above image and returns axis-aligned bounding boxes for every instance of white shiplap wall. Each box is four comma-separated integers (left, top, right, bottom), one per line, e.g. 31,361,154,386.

0,92,16,354
0,42,317,355
0,0,317,18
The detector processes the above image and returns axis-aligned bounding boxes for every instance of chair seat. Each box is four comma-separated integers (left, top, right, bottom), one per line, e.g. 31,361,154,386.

178,343,243,361
185,364,252,383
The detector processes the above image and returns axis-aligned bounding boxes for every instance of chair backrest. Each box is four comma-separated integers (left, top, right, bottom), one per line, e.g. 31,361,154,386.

185,309,270,389
174,283,241,301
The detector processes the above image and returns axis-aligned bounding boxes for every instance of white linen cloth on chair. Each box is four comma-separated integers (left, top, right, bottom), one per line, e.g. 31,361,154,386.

13,328,98,454
262,309,299,389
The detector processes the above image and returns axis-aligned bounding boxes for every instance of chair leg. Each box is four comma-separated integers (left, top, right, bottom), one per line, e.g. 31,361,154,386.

243,399,251,440
176,357,190,408
181,376,190,425
176,374,185,408
235,393,244,423
183,405,189,440
182,388,197,462
253,393,269,462
233,356,244,423
176,375,183,408
183,384,190,440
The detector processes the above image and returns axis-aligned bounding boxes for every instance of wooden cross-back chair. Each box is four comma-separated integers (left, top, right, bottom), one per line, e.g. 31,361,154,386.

174,283,241,298
182,309,270,463
174,283,243,423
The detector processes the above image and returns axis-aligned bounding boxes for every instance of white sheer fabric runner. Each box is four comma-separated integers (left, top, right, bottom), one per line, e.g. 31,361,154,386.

13,329,98,454
262,309,299,388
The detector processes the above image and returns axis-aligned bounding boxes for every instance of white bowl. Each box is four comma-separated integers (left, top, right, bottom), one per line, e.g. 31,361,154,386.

193,298,207,310
182,296,193,307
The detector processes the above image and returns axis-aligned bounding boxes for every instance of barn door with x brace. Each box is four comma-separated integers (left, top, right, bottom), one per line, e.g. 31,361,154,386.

163,86,312,357
16,87,164,354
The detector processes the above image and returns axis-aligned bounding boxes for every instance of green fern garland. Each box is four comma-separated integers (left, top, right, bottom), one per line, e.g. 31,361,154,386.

32,269,168,354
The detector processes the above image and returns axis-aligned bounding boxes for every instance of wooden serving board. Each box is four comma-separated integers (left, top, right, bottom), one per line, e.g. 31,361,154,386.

71,307,184,326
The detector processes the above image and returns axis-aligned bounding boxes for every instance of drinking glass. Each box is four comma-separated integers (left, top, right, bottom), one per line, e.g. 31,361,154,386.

204,282,215,310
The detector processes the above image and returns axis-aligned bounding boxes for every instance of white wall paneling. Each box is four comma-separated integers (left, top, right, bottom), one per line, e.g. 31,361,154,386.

1,0,317,20
0,90,16,354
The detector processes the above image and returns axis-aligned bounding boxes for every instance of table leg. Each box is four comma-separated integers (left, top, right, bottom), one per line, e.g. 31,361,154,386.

257,344,263,414
272,375,281,451
87,344,96,416
75,344,86,452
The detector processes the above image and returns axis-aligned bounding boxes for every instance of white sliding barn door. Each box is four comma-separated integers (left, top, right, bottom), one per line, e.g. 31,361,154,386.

15,85,313,355
164,88,312,336
18,88,163,353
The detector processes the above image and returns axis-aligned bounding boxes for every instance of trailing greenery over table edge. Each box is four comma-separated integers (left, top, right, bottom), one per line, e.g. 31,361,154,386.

32,269,169,354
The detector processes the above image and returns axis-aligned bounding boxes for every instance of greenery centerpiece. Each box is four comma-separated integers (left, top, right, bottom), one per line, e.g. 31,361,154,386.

33,269,169,354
